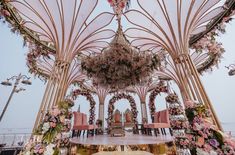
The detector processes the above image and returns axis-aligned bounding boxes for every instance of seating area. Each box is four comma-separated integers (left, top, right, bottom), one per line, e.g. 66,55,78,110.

72,108,172,138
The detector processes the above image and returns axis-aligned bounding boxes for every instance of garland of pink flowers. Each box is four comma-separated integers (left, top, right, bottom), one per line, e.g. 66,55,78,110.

148,85,168,122
192,5,235,74
0,1,55,54
184,100,235,155
107,93,138,128
27,46,53,81
165,93,191,155
19,99,74,155
71,89,96,125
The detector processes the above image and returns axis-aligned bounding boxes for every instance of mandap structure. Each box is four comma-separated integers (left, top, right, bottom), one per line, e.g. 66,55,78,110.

1,0,235,154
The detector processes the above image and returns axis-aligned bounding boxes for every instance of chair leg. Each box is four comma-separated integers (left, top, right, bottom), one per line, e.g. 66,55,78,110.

92,129,95,136
87,130,89,138
169,128,173,136
154,129,158,137
83,130,86,136
163,128,166,135
161,128,164,135
148,128,152,135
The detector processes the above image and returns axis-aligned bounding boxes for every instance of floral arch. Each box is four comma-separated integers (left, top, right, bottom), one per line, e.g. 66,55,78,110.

71,89,96,124
148,85,168,122
107,93,138,128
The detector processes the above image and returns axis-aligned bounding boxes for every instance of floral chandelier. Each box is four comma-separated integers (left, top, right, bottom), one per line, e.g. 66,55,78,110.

81,28,159,90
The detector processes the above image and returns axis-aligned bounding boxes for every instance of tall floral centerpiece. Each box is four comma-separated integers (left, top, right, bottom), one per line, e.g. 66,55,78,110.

165,94,191,155
19,99,74,155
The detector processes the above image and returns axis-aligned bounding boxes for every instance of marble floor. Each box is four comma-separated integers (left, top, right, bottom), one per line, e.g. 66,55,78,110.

70,132,173,145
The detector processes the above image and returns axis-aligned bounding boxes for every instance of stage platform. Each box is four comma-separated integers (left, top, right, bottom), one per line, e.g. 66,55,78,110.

70,133,173,146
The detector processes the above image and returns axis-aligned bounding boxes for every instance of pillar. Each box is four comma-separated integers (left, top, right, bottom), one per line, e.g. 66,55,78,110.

33,60,70,131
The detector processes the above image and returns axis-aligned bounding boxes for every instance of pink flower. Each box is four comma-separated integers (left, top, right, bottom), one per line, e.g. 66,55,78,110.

185,100,194,108
203,144,213,152
1,9,10,17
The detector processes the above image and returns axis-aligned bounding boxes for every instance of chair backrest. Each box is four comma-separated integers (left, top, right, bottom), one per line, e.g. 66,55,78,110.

73,112,83,126
113,109,121,123
154,111,161,123
124,108,133,123
154,109,170,123
82,113,88,125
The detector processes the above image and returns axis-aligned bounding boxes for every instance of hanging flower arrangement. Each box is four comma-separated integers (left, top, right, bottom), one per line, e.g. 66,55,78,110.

19,99,74,155
107,0,131,19
81,28,160,90
107,93,138,128
184,101,235,155
148,85,168,121
71,89,96,124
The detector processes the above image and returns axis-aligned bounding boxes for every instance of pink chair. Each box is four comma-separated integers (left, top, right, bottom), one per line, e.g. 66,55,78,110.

80,113,97,137
111,109,122,127
72,112,83,137
145,109,172,136
124,109,134,128
72,112,97,137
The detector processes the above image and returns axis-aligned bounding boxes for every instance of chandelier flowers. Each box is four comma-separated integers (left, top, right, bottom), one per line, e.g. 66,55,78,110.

81,29,159,90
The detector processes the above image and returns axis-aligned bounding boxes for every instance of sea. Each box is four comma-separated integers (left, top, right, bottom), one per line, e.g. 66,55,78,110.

0,123,235,147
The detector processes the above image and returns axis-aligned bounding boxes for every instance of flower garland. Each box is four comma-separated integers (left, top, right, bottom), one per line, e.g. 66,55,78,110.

165,94,191,155
107,93,138,128
19,99,74,155
184,100,235,155
192,6,235,74
148,85,168,122
71,89,96,125
26,45,53,81
0,1,55,54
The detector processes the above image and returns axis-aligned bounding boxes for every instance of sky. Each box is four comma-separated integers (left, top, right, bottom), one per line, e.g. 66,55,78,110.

0,1,235,135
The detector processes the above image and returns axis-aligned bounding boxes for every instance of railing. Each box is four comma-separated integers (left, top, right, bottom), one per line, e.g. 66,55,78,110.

0,133,31,147
0,128,31,148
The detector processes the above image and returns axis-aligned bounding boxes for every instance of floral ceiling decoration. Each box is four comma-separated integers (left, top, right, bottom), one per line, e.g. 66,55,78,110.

107,93,138,129
81,28,160,90
184,100,235,155
71,89,96,125
19,99,74,155
148,85,168,122
165,94,191,155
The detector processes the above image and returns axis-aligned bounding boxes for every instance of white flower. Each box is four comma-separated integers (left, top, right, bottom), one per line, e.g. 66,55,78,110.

196,148,210,155
62,132,71,138
209,150,218,155
42,122,50,134
44,143,55,155
24,151,31,155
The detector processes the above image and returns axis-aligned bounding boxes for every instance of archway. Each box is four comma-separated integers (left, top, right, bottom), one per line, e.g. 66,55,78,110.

107,93,138,128
148,85,168,122
72,89,96,124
